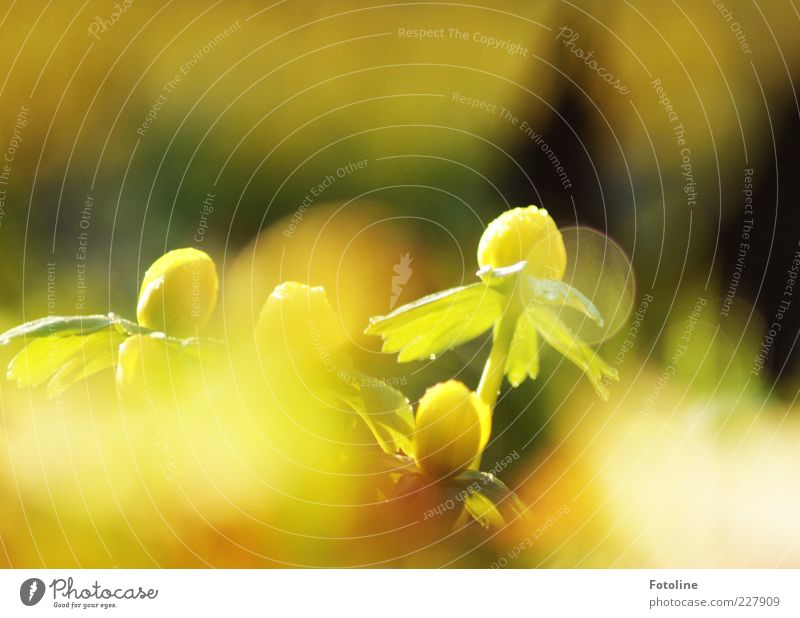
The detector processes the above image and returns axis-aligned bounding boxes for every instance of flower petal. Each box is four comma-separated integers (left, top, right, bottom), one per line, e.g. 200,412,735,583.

413,381,487,478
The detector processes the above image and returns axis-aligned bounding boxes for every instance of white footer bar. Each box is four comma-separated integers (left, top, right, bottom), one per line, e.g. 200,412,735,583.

1,569,797,617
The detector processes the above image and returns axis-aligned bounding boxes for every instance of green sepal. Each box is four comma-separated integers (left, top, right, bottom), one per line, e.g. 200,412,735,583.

505,310,540,387
7,329,127,396
524,277,604,327
3,313,223,398
528,306,618,400
332,370,416,458
452,469,528,529
365,283,503,362
0,313,144,343
477,260,527,285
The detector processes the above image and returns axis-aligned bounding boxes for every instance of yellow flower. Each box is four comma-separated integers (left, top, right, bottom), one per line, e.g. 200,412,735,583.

360,378,527,528
255,281,347,362
367,205,619,401
1,249,222,398
137,248,218,337
413,380,491,478
477,205,566,280
255,281,417,457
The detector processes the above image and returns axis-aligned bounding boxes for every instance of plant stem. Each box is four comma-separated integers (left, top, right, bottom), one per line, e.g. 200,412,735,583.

473,311,516,470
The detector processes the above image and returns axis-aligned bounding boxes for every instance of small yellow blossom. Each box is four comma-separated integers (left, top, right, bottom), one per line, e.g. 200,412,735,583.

413,380,491,478
477,205,566,280
255,281,347,361
368,205,619,400
137,248,218,337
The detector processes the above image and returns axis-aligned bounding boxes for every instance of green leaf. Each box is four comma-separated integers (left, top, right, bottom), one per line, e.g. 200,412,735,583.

1,311,221,397
8,329,127,396
505,310,540,387
337,370,416,458
306,349,415,457
525,277,604,327
454,469,528,529
46,332,124,398
365,283,503,362
8,336,84,387
529,306,618,400
464,489,506,528
0,313,144,343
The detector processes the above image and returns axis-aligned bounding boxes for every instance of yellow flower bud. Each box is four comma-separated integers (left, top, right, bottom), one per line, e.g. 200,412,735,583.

137,248,218,337
255,282,347,362
477,206,567,279
413,380,491,478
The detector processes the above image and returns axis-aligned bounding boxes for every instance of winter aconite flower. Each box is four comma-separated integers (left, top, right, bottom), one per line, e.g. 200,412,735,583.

255,281,416,457
478,205,567,279
371,380,525,528
137,247,218,337
413,381,490,478
366,205,619,402
255,281,347,366
1,248,220,397
250,284,525,528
